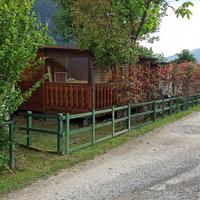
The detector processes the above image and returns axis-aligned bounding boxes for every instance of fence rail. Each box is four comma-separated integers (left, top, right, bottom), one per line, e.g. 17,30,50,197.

0,121,15,169
19,93,200,155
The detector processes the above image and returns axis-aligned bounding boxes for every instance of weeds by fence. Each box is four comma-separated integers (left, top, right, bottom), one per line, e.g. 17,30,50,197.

0,121,15,169
18,94,199,155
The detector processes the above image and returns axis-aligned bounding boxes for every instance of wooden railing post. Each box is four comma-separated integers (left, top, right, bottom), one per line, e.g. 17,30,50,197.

27,111,32,147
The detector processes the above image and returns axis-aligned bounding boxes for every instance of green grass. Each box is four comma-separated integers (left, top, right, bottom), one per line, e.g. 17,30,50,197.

0,106,200,196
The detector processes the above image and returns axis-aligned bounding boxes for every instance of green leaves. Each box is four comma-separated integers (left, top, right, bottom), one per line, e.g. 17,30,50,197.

0,0,48,123
174,49,196,64
54,0,194,69
175,1,193,19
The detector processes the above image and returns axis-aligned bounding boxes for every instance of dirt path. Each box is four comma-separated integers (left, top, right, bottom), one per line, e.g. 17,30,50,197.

3,112,200,200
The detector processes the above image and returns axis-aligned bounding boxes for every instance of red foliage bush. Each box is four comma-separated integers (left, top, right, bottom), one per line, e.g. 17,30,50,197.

122,62,200,103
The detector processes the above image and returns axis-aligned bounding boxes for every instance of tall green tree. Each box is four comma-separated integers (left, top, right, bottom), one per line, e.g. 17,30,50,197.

55,0,193,68
0,0,48,123
175,49,196,63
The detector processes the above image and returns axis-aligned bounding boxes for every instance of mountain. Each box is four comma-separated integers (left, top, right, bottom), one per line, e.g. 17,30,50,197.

191,49,200,64
167,49,200,64
33,0,61,43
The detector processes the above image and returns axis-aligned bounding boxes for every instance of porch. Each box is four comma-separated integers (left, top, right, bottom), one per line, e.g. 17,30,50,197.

44,82,126,114
19,46,127,114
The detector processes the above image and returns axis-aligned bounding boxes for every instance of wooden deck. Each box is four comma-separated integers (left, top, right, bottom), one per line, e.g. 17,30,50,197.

44,82,126,114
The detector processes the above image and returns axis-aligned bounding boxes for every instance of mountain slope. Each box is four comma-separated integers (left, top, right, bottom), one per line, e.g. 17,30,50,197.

191,49,200,63
33,0,59,43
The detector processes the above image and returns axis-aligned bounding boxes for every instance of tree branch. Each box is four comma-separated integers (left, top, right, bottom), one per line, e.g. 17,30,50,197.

163,0,175,11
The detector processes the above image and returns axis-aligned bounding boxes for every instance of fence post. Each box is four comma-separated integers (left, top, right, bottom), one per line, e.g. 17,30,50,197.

66,113,70,154
9,122,15,169
57,113,63,155
183,96,188,111
27,111,32,147
176,97,179,113
92,108,96,144
152,100,156,121
187,95,189,110
112,106,115,137
169,97,172,115
195,94,198,106
162,98,165,118
128,103,131,131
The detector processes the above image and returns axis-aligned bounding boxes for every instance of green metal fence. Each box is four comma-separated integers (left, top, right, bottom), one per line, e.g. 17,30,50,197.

19,94,200,155
0,121,15,169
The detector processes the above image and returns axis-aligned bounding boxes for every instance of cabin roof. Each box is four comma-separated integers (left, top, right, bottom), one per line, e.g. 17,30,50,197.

42,46,80,50
40,46,168,65
40,46,91,55
139,55,158,62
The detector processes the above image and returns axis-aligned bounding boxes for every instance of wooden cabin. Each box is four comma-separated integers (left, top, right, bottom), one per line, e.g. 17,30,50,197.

20,46,124,114
20,46,161,114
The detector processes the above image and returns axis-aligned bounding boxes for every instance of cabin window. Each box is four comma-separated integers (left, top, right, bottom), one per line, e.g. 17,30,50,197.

46,57,89,83
54,72,67,83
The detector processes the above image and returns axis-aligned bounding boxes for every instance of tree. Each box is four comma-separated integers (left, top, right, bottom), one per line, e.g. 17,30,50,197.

55,0,193,68
0,0,48,121
0,0,48,168
174,49,196,64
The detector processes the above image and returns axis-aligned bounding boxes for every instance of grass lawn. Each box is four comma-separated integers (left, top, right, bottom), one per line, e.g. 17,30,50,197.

0,105,200,196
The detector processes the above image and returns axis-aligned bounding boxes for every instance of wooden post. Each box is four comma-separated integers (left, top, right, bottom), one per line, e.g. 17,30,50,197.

92,109,96,144
128,103,131,131
112,106,115,137
91,60,96,110
176,97,179,113
57,113,63,155
27,111,32,147
66,113,70,154
169,97,172,115
9,122,15,169
187,95,189,110
152,100,156,121
162,98,165,118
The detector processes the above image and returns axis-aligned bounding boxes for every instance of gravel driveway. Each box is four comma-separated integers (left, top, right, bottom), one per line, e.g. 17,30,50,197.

3,112,200,200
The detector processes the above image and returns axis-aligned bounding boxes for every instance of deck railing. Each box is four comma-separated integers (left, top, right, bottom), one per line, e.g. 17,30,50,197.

45,82,125,113
45,83,92,113
95,83,126,109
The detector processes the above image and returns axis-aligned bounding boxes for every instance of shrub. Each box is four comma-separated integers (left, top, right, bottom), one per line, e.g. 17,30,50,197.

0,153,8,173
0,126,9,172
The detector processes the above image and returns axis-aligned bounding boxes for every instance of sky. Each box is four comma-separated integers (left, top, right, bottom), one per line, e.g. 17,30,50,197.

142,0,200,57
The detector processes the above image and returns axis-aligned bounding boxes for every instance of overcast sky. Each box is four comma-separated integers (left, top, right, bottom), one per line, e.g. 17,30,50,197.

143,0,200,57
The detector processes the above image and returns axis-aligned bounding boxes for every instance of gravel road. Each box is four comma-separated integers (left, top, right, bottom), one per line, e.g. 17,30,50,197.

3,112,200,200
